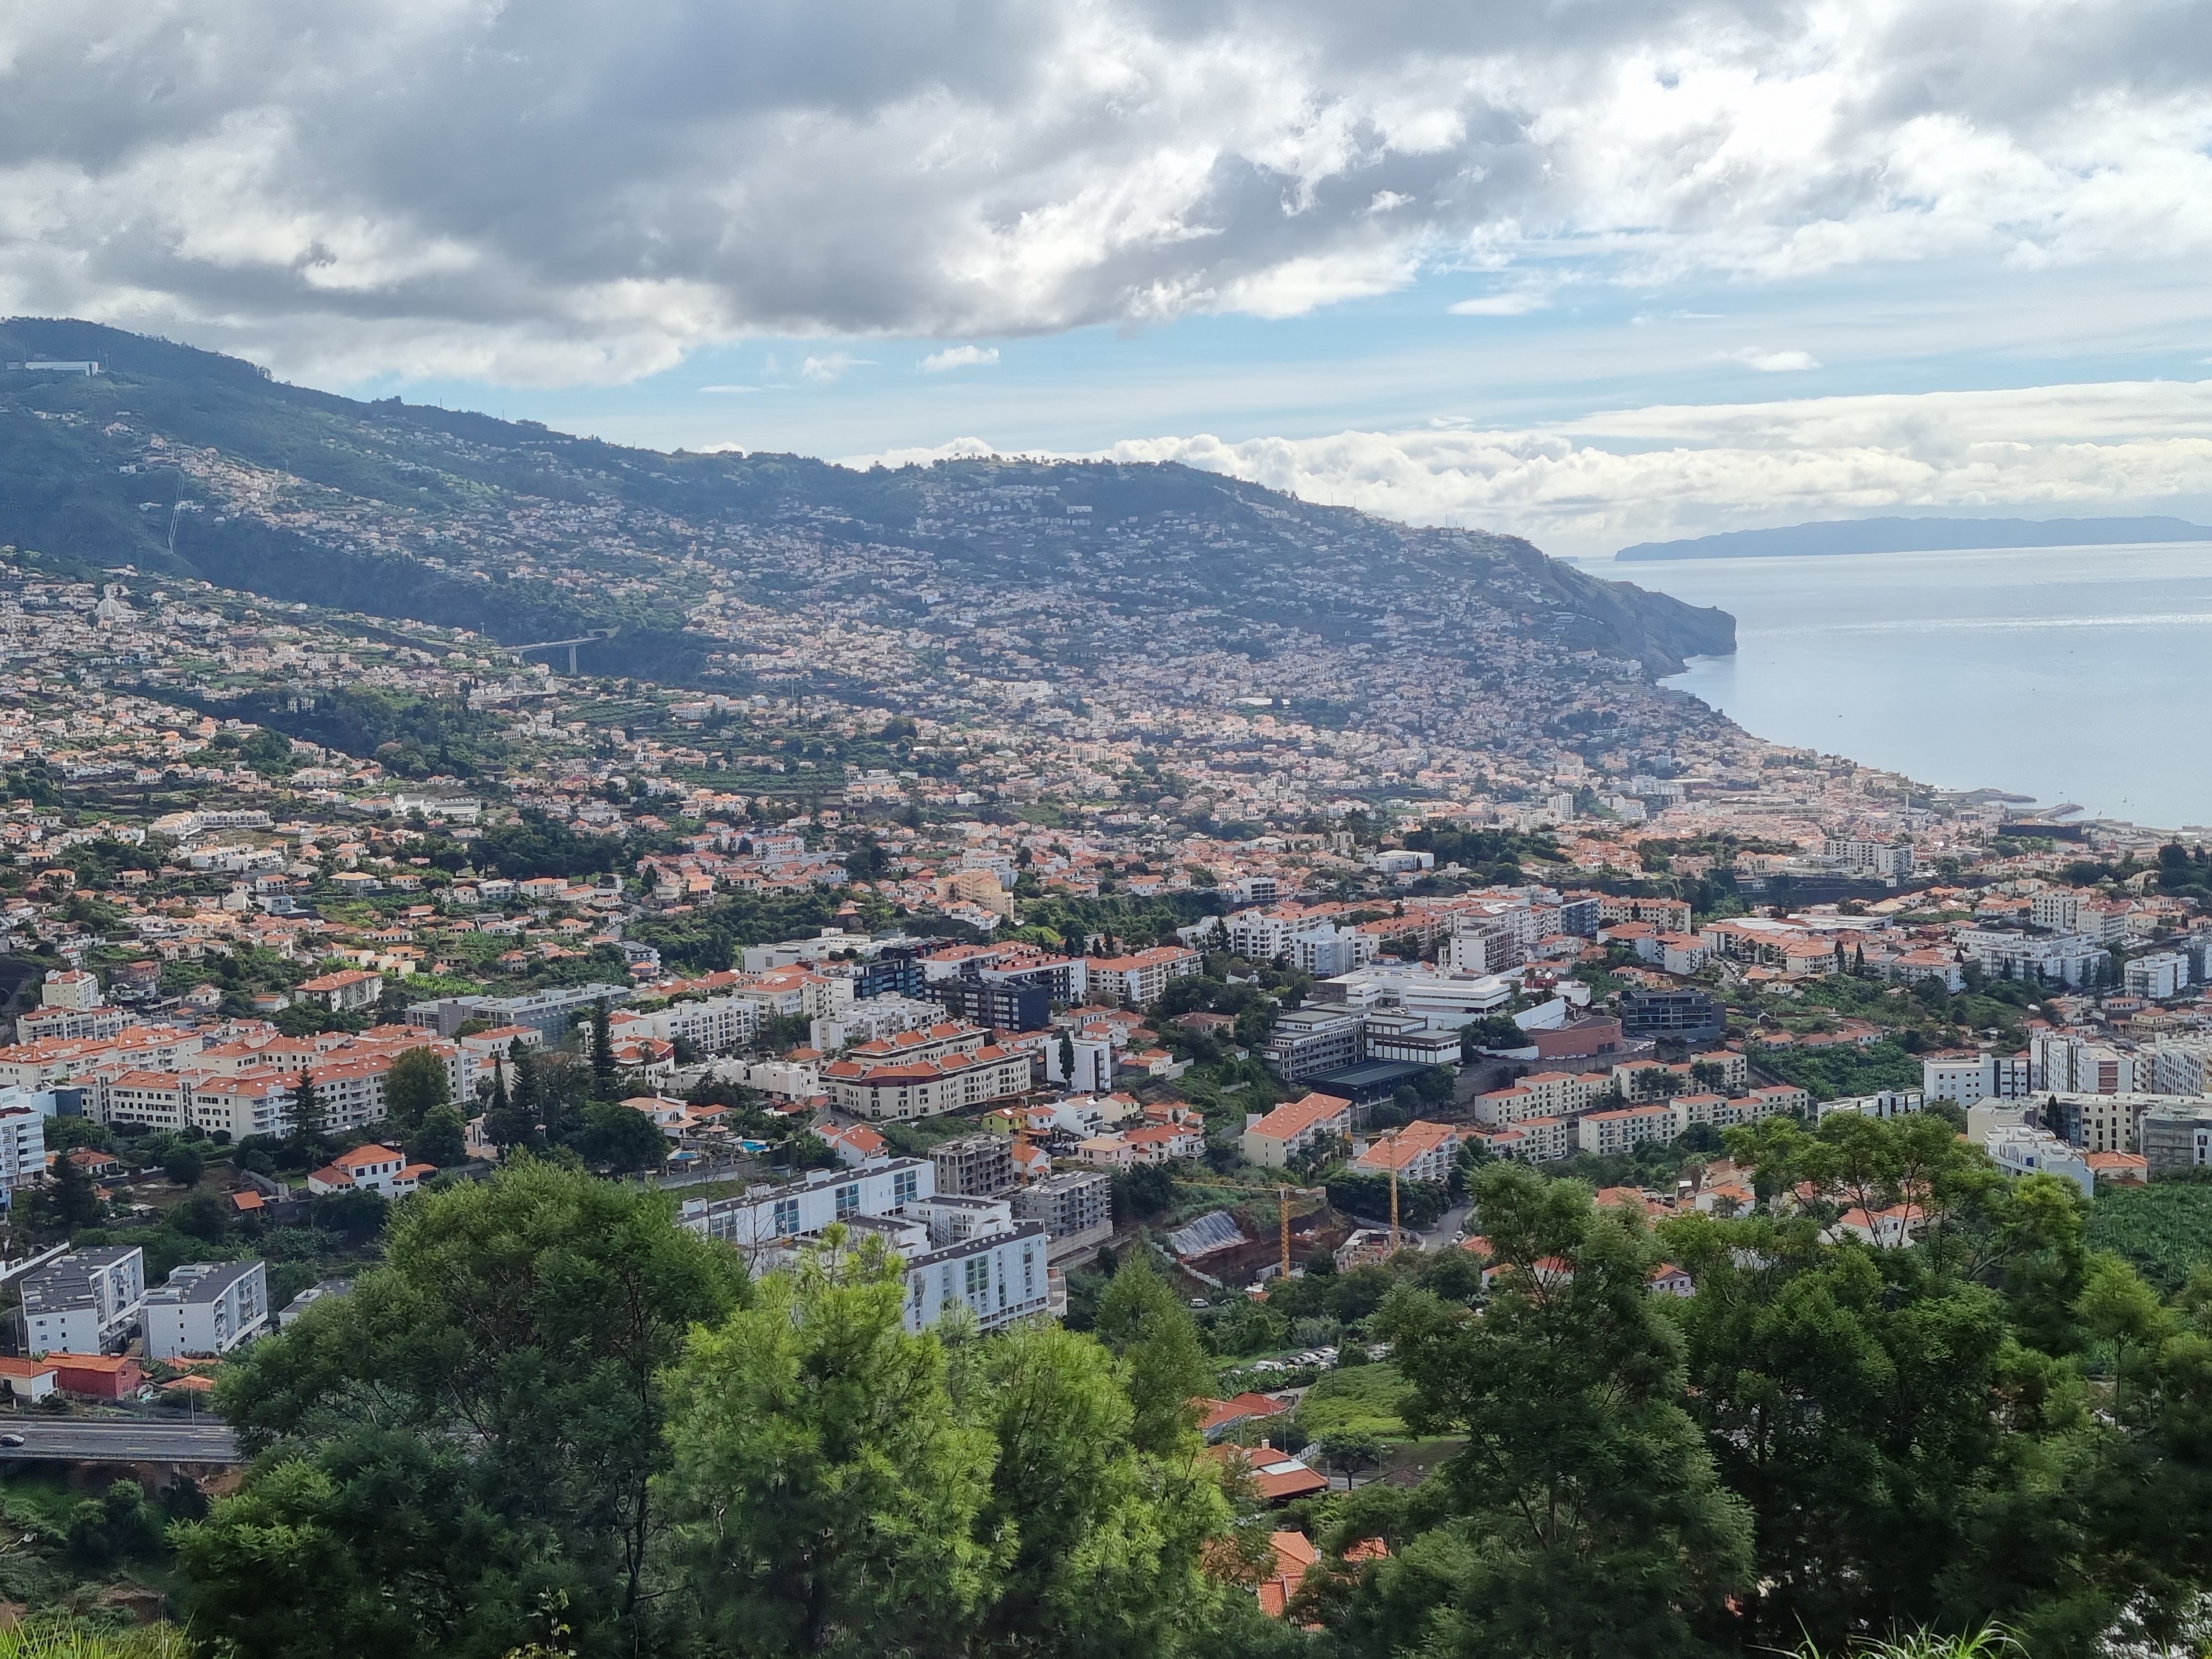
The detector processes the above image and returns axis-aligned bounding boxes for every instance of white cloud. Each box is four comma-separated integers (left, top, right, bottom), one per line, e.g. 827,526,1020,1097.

842,378,2212,556
4,0,2211,383
1448,290,1551,317
799,353,868,383
1726,347,1821,371
919,345,1001,372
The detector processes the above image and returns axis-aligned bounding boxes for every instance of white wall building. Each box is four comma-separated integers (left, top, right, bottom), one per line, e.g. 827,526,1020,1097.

144,1260,269,1359
21,1246,145,1354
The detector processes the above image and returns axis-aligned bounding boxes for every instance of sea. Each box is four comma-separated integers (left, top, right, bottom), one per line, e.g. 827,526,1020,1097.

1597,540,2212,833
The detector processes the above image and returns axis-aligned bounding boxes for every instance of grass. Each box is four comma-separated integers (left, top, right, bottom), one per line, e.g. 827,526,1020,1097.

2086,1181,2212,1292
0,1623,188,1659
1296,1363,1411,1440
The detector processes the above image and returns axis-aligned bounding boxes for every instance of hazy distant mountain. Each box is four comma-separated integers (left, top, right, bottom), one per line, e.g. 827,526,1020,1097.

0,318,1734,688
1615,515,2212,562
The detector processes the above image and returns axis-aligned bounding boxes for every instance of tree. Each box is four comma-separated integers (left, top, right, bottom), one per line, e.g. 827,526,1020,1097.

44,1146,104,1232
1091,1254,1216,1456
1365,1164,1753,1659
590,998,617,1098
406,1104,469,1169
173,1161,745,1659
657,1233,1003,1657
962,1322,1232,1659
289,1069,325,1153
383,1047,449,1135
481,1045,537,1155
569,1100,670,1173
163,1144,206,1189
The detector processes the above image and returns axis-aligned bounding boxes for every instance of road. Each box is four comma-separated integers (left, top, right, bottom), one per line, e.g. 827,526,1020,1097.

0,1418,240,1463
1415,1201,1471,1254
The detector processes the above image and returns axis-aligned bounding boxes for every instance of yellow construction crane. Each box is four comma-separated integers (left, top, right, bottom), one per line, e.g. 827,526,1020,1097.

1173,1174,1325,1279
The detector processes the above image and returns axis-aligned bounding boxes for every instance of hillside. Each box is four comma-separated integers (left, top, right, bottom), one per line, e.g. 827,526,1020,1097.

1,320,1731,727
1615,515,2212,562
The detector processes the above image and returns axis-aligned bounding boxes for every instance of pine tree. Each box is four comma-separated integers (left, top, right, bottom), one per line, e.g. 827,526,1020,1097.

591,998,617,1099
290,1068,325,1153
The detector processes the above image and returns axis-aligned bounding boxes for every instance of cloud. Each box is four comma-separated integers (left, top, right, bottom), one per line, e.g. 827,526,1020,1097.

1726,347,1821,371
4,0,2211,383
919,345,1001,372
1448,289,1551,316
839,377,2212,556
799,353,868,383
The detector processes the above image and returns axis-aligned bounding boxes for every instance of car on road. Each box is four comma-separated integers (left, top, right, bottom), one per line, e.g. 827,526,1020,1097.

0,1433,24,1448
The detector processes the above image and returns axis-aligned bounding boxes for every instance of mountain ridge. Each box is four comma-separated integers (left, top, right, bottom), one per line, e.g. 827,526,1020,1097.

0,319,1734,719
1615,514,2212,562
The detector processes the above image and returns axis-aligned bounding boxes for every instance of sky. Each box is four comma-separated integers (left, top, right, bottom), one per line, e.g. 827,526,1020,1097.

7,0,2212,554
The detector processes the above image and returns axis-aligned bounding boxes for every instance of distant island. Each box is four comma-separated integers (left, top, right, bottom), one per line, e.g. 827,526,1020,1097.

1615,515,2212,561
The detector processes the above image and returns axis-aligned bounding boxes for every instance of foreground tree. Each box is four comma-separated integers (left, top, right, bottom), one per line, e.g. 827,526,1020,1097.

173,1160,744,1659
1361,1164,1753,1659
656,1234,1004,1657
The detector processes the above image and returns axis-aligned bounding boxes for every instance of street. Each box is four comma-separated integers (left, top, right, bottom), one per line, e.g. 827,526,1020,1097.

0,1418,241,1464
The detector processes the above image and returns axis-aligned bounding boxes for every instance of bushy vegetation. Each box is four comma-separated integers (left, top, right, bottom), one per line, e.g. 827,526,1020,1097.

2084,1178,2212,1291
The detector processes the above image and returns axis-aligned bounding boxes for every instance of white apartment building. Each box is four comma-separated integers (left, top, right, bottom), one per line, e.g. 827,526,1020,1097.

1576,1102,1679,1155
823,1039,1031,1122
144,1260,269,1359
0,1099,46,1201
811,995,946,1051
1957,930,2107,988
21,1246,145,1354
2153,1037,2212,1097
1822,838,1915,879
1819,1090,1926,1121
1084,946,1201,1007
610,993,760,1057
2032,1033,2147,1095
1922,1052,2031,1105
1984,1124,2093,1197
2125,952,2191,1000
674,1158,1055,1334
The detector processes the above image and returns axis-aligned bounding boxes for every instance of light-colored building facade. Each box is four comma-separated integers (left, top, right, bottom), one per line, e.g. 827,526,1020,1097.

144,1260,269,1359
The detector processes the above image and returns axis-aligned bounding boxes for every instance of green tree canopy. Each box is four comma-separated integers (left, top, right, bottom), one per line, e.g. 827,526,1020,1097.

173,1160,746,1659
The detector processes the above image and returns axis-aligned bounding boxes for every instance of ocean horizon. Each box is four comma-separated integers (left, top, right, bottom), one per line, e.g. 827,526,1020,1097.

1604,539,2212,832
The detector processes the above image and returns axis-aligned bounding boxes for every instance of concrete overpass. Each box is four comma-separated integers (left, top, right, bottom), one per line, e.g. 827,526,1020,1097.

0,1418,239,1465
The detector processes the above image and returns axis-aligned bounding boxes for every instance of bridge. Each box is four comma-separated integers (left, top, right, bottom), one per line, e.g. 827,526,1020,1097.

0,1418,239,1465
509,626,619,675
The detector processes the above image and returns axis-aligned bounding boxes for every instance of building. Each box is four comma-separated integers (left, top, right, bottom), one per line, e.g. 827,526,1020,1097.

2142,1104,2212,1173
1259,1008,1364,1083
2049,1092,2175,1155
927,977,1051,1033
2125,952,2191,1000
1083,946,1200,1008
822,1041,1034,1121
1818,1089,1924,1121
1620,990,1724,1045
1241,1092,1356,1167
1922,1052,2029,1105
611,994,759,1057
21,1246,145,1355
298,969,384,1012
0,1102,45,1203
1576,1102,1679,1155
1012,1170,1112,1262
307,1143,431,1197
1956,930,2106,988
1822,837,1916,880
932,1133,1015,1198
675,1158,1052,1333
144,1260,270,1359
45,1353,143,1401
1984,1124,2094,1197
1350,1120,1462,1183
406,983,634,1040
